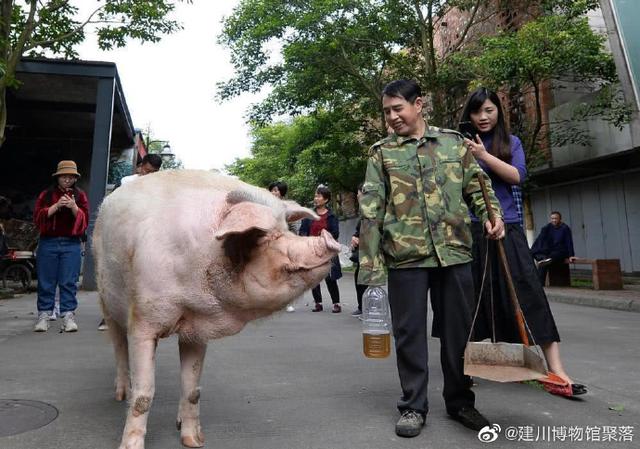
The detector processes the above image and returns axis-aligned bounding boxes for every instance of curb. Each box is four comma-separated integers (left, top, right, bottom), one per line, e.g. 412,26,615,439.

546,292,640,313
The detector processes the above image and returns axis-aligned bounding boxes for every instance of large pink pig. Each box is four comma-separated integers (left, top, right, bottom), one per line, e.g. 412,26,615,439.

93,170,340,449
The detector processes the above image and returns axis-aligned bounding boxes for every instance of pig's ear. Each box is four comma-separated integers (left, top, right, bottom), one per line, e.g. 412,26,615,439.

215,202,277,240
283,200,318,222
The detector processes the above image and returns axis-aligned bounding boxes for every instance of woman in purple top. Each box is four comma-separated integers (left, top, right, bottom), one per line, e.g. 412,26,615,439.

461,88,585,396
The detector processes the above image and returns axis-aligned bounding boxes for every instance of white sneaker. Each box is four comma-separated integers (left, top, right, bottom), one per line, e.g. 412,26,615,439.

62,312,78,332
286,305,296,313
34,313,50,332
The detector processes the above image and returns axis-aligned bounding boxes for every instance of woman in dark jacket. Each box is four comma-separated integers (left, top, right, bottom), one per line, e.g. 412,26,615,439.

299,184,342,312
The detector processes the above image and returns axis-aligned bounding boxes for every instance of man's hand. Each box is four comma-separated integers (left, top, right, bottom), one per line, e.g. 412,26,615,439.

350,236,359,249
485,217,505,240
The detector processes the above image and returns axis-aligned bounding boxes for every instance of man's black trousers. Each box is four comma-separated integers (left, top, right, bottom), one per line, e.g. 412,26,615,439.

388,264,475,416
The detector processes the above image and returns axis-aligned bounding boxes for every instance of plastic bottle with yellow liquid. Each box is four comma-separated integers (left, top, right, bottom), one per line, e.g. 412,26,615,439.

362,286,391,358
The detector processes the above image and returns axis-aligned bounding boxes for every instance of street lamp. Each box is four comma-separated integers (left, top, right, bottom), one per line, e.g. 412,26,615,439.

145,138,175,161
159,143,174,161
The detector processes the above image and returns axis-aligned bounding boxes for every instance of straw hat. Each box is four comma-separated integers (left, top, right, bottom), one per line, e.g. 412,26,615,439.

52,160,81,177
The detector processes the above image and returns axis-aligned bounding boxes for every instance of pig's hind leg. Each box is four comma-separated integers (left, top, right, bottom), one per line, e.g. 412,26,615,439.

118,333,159,449
107,320,130,401
177,339,207,448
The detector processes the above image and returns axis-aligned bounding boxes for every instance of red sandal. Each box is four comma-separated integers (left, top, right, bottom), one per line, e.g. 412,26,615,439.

538,372,587,397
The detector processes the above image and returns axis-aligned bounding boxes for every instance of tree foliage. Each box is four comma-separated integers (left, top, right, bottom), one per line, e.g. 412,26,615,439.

220,0,629,200
0,0,191,146
470,13,622,161
226,111,367,206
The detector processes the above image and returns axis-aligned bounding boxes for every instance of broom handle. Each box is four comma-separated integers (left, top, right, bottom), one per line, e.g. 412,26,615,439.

477,175,531,346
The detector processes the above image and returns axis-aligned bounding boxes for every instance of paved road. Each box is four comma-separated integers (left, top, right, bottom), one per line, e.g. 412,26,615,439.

0,273,638,449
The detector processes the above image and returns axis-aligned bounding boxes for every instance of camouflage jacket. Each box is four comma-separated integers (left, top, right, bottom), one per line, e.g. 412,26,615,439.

357,125,503,285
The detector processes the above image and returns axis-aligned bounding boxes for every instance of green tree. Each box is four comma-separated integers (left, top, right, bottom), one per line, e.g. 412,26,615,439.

226,111,367,206
0,0,191,146
221,0,629,195
470,13,623,166
218,0,535,202
218,0,532,133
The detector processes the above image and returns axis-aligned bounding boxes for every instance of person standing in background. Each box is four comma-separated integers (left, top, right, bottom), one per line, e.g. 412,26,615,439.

531,211,576,284
33,161,89,333
299,185,342,313
119,153,162,186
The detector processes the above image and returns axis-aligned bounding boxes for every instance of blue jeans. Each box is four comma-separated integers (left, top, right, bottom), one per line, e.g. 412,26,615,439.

36,237,82,314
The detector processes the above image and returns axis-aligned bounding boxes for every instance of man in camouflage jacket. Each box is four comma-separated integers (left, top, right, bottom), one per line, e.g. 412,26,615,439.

358,80,504,437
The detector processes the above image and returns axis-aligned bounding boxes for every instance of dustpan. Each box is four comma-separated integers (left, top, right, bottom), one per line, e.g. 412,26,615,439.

464,176,547,383
464,342,547,382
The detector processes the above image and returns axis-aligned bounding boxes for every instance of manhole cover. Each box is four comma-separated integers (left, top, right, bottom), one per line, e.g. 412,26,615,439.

0,399,58,437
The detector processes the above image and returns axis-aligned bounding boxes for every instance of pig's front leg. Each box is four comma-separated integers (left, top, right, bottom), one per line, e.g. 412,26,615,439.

118,334,158,449
176,339,207,448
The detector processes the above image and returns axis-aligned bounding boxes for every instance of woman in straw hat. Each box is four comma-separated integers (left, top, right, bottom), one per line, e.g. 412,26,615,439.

32,160,89,332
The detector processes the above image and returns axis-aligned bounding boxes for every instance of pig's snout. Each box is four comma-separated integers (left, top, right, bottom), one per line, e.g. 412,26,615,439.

320,229,341,253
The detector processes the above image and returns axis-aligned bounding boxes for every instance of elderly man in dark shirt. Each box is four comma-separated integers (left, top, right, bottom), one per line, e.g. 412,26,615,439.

531,211,576,284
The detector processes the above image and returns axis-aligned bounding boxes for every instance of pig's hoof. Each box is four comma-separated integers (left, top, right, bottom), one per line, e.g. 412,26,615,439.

181,433,205,448
118,443,144,449
180,422,204,448
115,379,130,401
118,433,145,449
115,386,128,401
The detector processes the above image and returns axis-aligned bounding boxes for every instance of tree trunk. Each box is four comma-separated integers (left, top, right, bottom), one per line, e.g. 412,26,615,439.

529,80,543,160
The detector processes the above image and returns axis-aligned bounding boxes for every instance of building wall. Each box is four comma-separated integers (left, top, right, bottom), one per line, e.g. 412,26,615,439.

527,4,640,274
548,95,634,167
530,169,640,273
546,6,637,167
607,0,640,109
600,0,640,144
